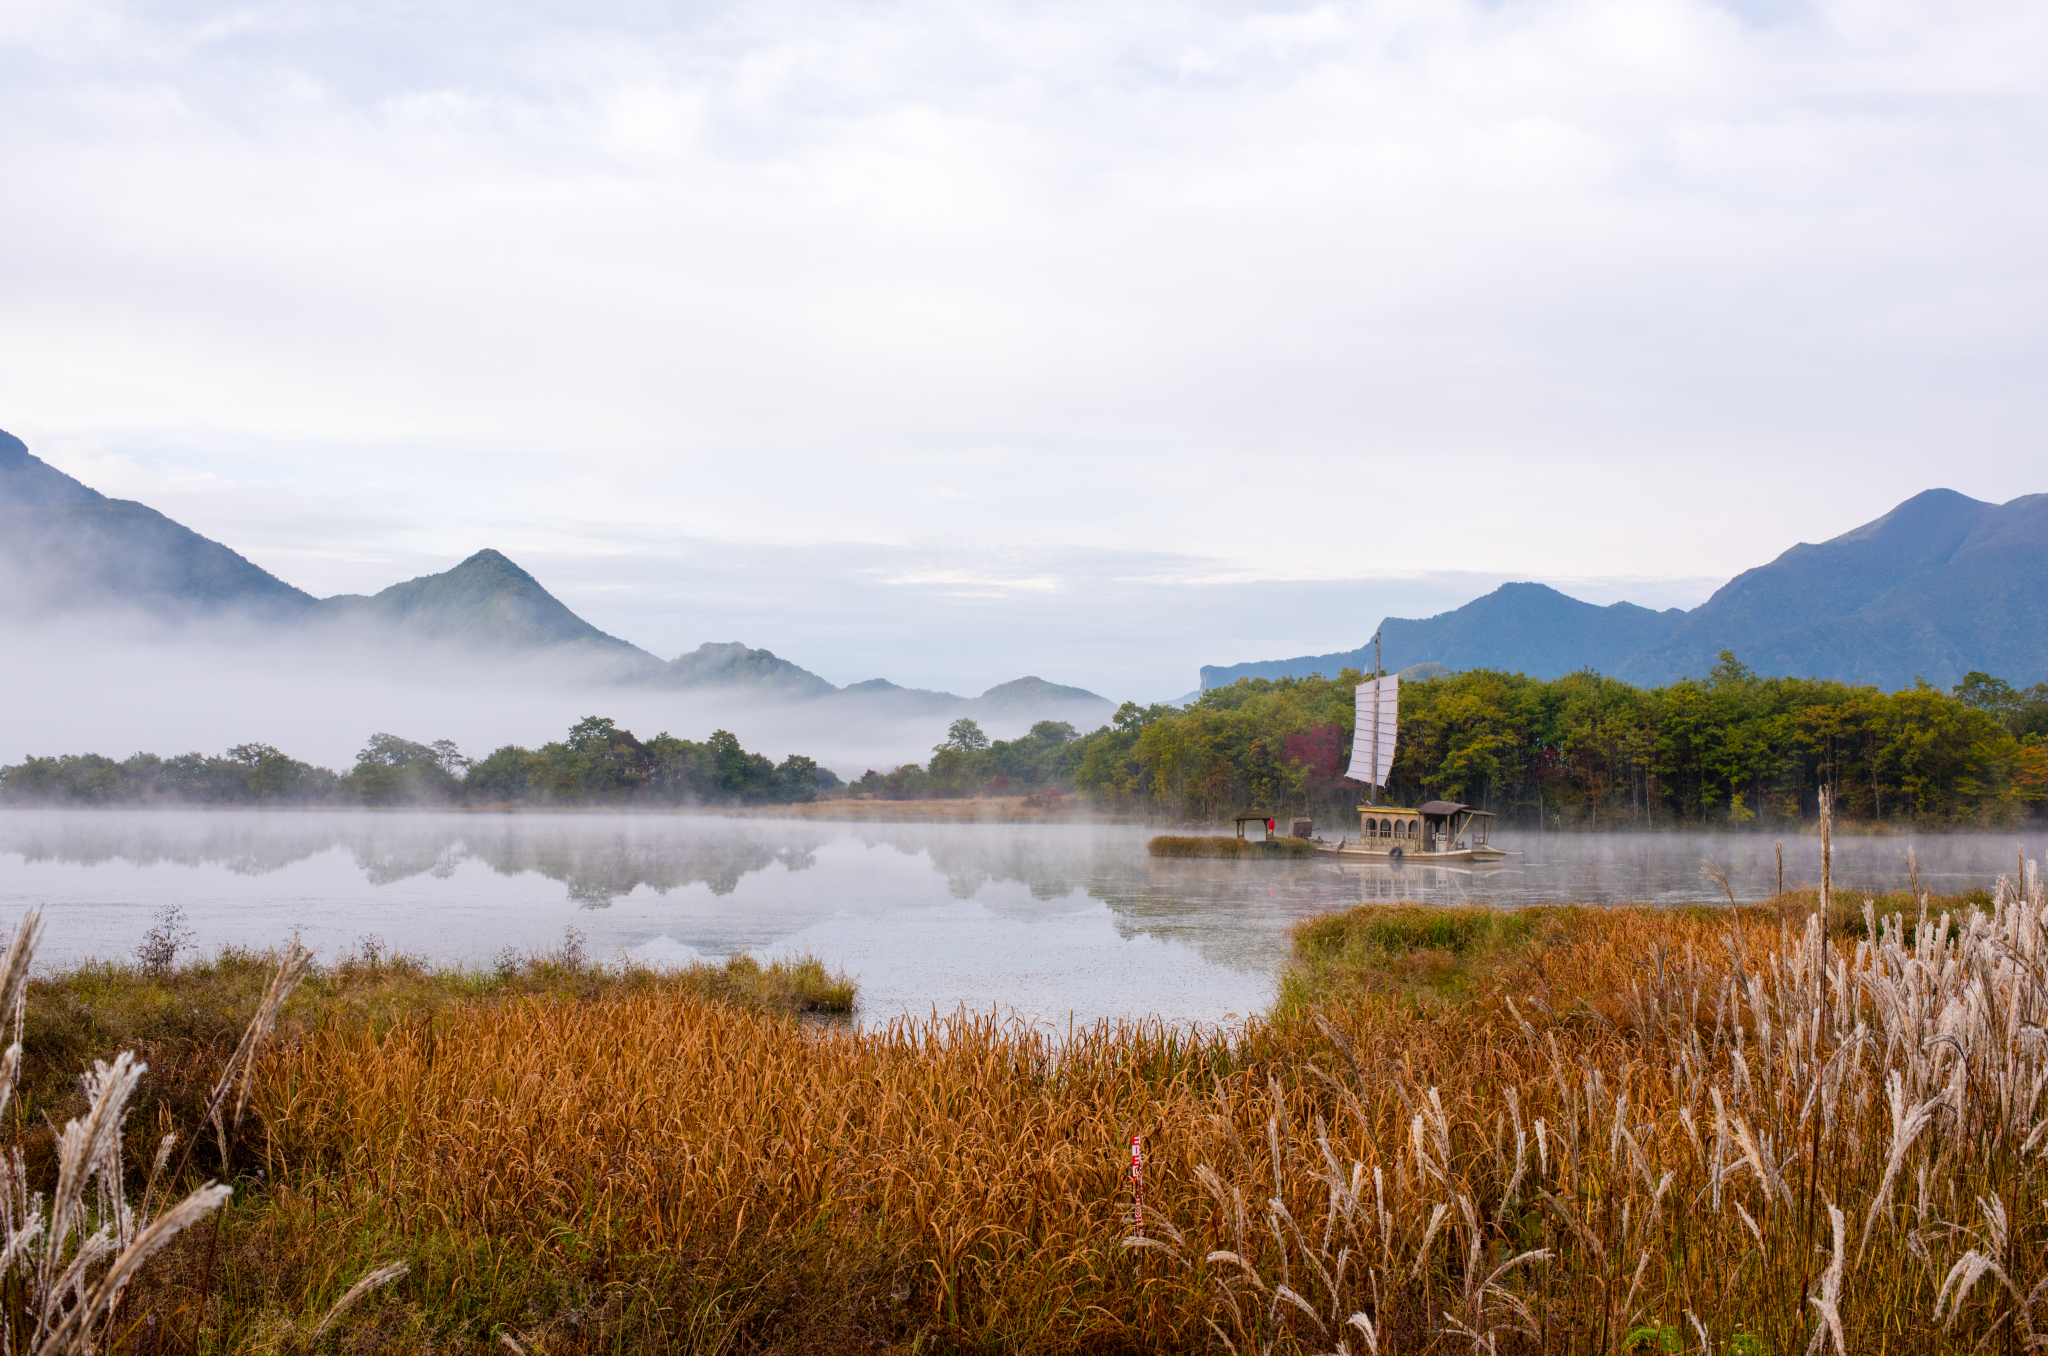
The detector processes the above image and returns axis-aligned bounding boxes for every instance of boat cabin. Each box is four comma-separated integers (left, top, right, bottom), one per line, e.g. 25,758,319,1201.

1358,807,1424,845
1358,801,1496,853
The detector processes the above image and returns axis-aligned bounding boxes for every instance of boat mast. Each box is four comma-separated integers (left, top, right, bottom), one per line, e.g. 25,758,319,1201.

1369,630,1382,807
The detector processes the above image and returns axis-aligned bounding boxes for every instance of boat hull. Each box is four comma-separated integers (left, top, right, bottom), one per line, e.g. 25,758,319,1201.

1312,842,1512,865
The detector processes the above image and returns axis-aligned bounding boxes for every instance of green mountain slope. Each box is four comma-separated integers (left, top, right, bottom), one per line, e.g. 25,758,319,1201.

313,550,660,670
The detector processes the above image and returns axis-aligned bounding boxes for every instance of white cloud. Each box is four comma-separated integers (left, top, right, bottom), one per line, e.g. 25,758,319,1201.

0,0,2042,693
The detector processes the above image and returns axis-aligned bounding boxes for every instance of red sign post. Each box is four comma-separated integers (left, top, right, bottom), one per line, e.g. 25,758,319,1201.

1130,1134,1144,1236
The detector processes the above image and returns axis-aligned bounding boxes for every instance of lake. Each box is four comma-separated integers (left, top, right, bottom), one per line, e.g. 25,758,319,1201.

1,810,2039,1028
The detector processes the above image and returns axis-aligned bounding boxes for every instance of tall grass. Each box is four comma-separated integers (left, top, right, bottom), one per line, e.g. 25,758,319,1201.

1155,869,2048,1355
0,909,358,1355
1150,835,1316,858
211,867,2047,1352
256,1002,1239,1349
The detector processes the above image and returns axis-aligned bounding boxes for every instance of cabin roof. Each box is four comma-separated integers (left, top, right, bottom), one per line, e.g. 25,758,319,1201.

1418,800,1494,817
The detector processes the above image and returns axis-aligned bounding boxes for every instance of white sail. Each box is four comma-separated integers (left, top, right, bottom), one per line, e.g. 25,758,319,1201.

1344,675,1399,787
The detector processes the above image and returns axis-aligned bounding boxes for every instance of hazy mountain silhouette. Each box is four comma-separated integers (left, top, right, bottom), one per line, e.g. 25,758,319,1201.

825,675,1112,720
1,427,1115,711
654,641,839,697
312,549,660,672
0,429,317,620
1202,489,2048,691
1202,584,1684,687
0,430,104,507
1616,490,2048,688
971,675,1110,715
650,656,1112,719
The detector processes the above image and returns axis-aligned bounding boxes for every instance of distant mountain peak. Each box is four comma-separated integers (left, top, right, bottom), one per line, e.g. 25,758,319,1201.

653,641,837,697
453,547,526,576
310,548,656,668
1615,488,2034,688
1200,581,1684,688
974,675,1109,709
0,428,106,508
1831,487,1988,547
1,427,313,619
1203,487,2048,694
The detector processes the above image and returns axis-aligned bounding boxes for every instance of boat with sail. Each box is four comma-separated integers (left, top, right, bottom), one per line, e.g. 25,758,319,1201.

1312,634,1511,864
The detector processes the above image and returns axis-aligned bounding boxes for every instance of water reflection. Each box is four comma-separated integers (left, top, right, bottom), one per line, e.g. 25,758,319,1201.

1,811,2041,1028
0,813,834,903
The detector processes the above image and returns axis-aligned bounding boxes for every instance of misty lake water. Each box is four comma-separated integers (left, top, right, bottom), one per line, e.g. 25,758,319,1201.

1,811,2041,1028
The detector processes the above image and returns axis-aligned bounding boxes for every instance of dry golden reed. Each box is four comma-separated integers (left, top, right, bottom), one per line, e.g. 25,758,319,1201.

247,867,2048,1352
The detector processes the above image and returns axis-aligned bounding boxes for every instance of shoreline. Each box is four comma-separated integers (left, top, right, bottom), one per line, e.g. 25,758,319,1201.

0,798,2041,832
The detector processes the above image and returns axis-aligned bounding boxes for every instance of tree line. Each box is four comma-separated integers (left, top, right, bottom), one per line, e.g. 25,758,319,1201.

0,718,835,808
10,661,2046,824
1066,656,2048,827
842,718,1085,801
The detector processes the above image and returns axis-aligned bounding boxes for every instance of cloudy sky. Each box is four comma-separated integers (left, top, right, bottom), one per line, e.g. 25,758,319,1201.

2,0,2043,699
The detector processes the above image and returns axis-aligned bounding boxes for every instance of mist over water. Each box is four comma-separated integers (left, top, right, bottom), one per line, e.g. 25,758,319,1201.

3,812,2042,1025
0,617,1080,779
0,811,1283,1027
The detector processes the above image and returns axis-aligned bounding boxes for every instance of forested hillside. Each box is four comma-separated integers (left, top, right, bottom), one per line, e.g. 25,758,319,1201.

1072,656,2048,827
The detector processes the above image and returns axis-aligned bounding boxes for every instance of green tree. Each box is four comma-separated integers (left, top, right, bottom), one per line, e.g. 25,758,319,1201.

348,732,462,805
940,719,991,754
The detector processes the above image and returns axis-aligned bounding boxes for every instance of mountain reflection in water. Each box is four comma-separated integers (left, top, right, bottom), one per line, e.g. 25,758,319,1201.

0,813,831,903
1,811,2040,1028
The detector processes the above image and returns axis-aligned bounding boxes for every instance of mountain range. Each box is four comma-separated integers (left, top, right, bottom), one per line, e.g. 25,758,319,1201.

15,424,2041,703
1201,488,2048,692
0,429,1112,722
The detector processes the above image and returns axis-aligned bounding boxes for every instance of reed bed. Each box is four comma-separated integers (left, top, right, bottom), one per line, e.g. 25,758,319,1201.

225,861,2048,1354
1162,871,2048,1356
1149,835,1317,858
256,1002,1240,1349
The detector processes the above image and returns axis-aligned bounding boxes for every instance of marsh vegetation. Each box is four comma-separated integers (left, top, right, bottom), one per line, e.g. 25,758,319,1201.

4,839,2044,1352
1149,835,1318,859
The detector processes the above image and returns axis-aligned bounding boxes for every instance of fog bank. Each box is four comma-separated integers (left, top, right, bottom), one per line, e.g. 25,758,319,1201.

0,617,1103,778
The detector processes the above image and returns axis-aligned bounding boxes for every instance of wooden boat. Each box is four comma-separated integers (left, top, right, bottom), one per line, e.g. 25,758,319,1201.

1308,631,1513,864
1313,800,1509,863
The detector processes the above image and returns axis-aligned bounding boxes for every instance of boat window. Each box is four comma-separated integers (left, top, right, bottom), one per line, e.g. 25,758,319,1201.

1365,819,1377,839
1394,821,1407,840
1382,818,1393,837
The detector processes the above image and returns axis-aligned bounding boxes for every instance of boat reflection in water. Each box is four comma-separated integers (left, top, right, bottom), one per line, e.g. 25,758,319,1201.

1317,852,1520,907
